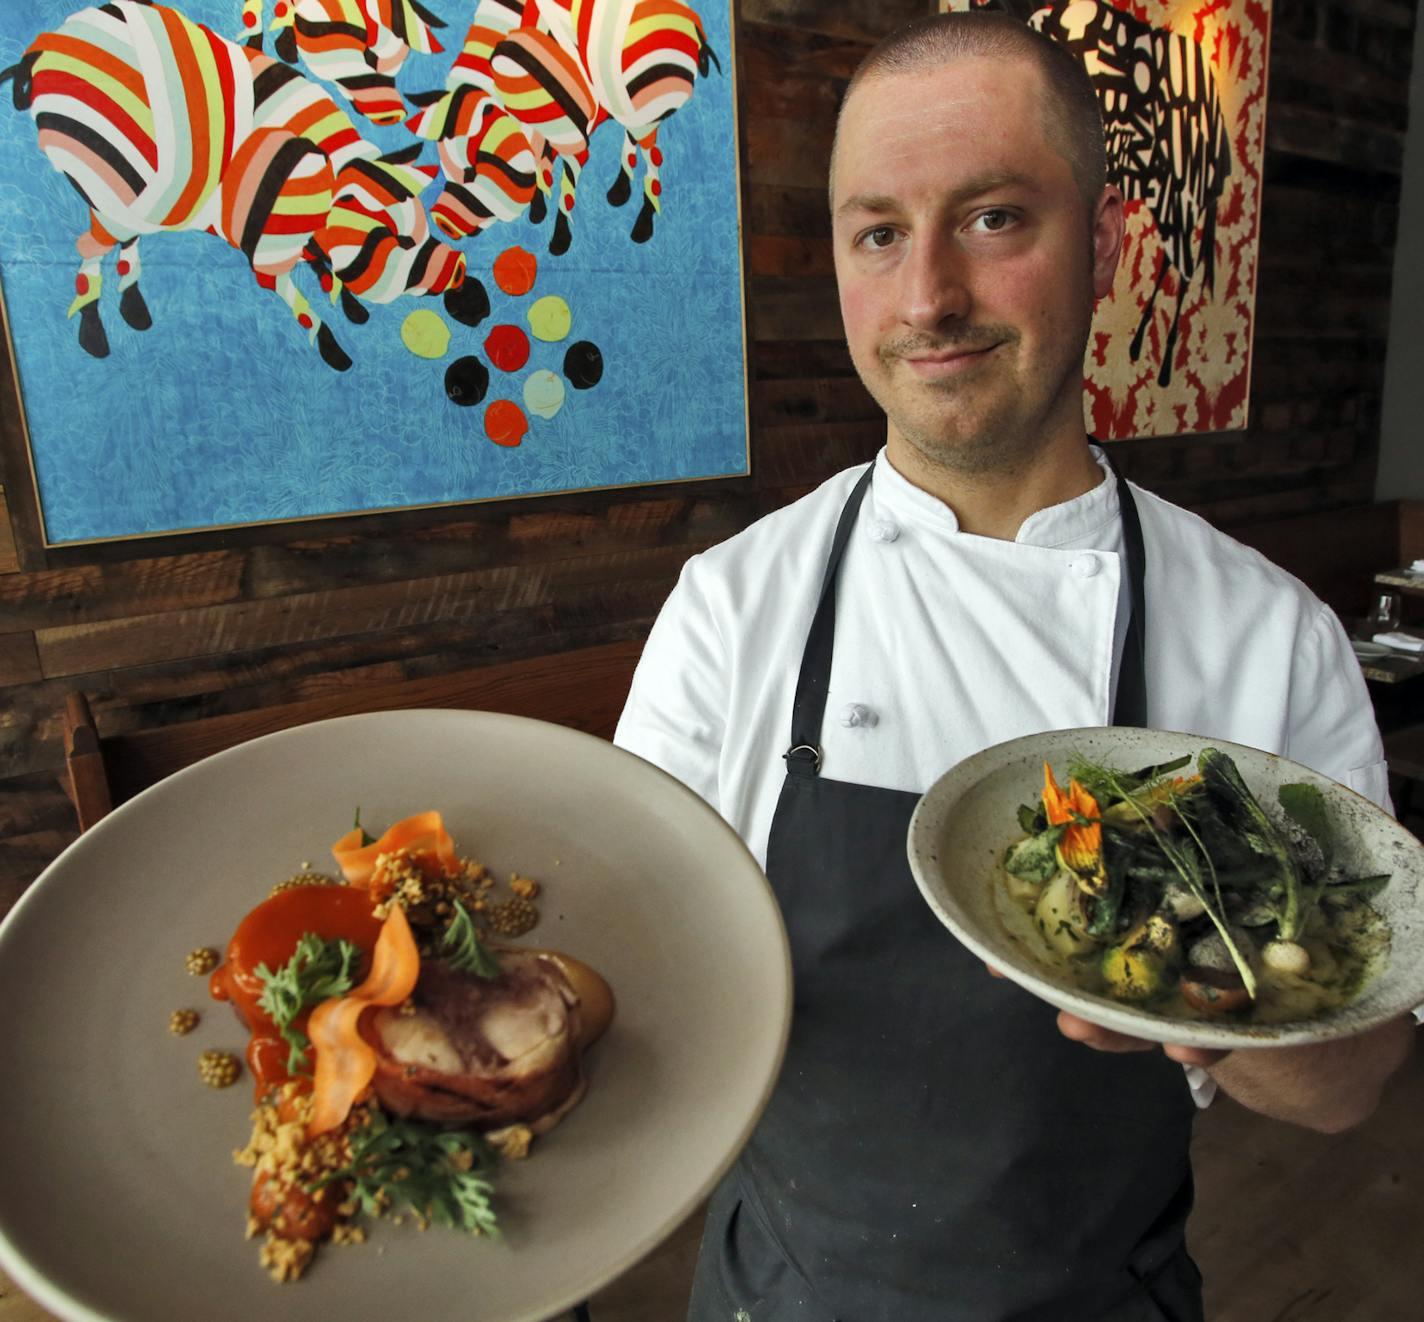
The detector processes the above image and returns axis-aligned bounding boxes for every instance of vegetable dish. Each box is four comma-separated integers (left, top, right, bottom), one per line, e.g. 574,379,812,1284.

999,750,1390,1022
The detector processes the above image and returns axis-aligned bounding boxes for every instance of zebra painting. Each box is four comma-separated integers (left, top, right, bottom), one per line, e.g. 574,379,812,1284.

2,0,465,369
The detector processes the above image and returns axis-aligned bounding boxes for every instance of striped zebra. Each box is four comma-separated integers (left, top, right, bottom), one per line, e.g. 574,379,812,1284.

1,0,464,369
412,0,717,252
541,0,720,244
405,0,542,241
252,0,448,124
407,1,603,251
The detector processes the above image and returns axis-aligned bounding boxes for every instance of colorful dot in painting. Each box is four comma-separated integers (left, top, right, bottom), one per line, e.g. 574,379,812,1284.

527,295,572,343
493,246,538,297
523,370,566,420
485,324,531,373
444,277,491,328
563,340,604,390
401,309,451,359
444,355,490,407
485,399,529,447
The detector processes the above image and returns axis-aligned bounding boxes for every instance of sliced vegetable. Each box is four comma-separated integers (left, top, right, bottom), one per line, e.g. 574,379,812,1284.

331,810,460,888
307,903,421,1137
1180,967,1251,1015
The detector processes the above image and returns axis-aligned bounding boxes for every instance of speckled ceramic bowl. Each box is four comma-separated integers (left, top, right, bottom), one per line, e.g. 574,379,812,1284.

908,726,1424,1050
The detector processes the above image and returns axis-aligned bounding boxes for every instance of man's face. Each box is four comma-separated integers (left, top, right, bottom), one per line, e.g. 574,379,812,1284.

831,55,1121,479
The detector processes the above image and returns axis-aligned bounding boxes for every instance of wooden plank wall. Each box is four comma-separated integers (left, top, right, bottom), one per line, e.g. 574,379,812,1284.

0,0,1415,914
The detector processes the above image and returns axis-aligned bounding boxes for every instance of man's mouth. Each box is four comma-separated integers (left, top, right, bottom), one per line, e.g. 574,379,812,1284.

899,342,1001,378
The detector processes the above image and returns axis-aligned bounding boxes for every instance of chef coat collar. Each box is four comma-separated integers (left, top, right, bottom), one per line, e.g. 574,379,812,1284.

871,444,1121,548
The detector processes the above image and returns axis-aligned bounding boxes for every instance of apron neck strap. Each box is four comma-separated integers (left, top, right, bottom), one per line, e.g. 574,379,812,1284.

1101,445,1148,728
784,450,1149,777
785,463,874,777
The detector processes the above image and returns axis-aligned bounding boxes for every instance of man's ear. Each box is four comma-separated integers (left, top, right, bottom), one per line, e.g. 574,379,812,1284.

1091,185,1125,301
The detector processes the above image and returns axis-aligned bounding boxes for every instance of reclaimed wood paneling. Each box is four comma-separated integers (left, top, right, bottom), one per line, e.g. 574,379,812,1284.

0,0,1418,912
0,490,18,576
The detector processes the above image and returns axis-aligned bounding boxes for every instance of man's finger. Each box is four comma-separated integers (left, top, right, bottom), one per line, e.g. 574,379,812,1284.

1056,1010,1156,1053
1162,1042,1229,1068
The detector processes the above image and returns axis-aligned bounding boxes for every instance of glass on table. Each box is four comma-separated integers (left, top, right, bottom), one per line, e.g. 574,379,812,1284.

1368,591,1403,635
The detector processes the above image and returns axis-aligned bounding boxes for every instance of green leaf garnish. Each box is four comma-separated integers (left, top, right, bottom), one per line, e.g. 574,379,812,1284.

353,807,376,848
1003,822,1067,883
314,1111,500,1237
442,899,503,978
255,932,362,1073
1277,783,1334,862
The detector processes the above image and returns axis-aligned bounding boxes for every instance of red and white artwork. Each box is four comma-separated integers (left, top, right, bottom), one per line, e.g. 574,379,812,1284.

941,1,1271,439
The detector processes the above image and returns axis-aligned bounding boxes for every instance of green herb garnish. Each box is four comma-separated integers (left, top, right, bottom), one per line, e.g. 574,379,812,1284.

1278,782,1334,862
255,932,362,1073
316,1111,500,1237
353,807,376,848
442,899,503,978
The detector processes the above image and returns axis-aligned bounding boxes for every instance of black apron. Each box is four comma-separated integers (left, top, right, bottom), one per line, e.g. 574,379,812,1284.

689,457,1203,1322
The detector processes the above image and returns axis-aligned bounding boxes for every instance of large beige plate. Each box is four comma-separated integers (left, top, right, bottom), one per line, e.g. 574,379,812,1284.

908,726,1424,1050
0,711,790,1322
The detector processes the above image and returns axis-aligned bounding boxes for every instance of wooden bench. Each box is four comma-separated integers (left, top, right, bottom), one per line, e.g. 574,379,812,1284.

62,639,644,832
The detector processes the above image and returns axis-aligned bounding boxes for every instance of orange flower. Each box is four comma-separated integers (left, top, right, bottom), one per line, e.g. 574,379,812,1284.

1041,762,1108,895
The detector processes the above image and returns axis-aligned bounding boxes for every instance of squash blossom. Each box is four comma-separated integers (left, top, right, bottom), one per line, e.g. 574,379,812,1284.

1041,762,1109,896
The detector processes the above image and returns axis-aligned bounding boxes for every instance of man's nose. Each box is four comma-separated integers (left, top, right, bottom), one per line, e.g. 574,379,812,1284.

899,233,970,331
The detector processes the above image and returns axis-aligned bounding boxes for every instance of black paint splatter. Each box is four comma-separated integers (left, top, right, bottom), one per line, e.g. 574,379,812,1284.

563,340,603,390
444,278,491,328
445,355,490,407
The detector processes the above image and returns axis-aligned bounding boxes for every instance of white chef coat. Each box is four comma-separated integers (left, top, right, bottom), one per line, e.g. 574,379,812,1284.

615,448,1395,1104
616,447,1390,867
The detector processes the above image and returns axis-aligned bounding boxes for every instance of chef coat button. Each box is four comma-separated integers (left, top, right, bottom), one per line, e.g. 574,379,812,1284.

867,518,900,544
840,703,878,728
1072,554,1100,578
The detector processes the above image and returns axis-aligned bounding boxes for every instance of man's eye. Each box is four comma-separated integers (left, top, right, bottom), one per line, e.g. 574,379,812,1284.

972,209,1014,233
859,225,897,250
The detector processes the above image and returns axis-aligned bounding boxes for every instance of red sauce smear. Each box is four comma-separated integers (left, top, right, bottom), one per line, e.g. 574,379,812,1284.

210,884,384,1098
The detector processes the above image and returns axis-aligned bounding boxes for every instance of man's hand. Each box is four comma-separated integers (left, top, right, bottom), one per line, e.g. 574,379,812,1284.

986,962,1414,1129
1056,1003,1414,1132
1055,1010,1227,1069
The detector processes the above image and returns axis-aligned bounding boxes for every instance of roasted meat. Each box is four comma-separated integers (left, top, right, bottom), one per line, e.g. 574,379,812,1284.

365,949,612,1130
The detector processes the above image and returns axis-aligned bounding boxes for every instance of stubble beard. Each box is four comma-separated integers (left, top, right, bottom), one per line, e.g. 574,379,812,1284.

867,326,1085,482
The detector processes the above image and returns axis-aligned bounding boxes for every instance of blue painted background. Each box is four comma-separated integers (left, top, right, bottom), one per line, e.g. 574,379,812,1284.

0,0,747,544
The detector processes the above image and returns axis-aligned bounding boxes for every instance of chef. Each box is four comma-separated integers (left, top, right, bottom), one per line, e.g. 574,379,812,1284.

614,12,1415,1321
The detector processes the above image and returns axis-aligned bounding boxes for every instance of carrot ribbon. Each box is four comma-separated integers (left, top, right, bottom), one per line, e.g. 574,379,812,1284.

306,902,421,1137
331,810,459,888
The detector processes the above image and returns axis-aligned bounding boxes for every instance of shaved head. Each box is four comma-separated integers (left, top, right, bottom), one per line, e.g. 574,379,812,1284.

831,12,1106,211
